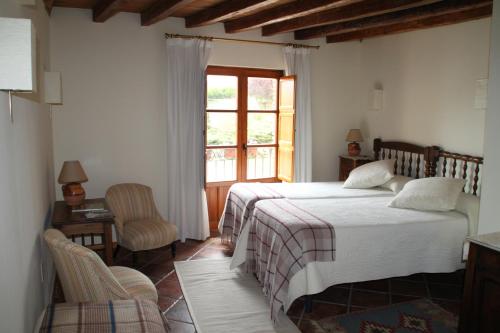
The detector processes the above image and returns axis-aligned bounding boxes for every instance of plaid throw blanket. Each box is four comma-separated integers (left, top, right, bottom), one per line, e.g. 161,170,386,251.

39,299,169,333
247,199,336,321
220,183,283,244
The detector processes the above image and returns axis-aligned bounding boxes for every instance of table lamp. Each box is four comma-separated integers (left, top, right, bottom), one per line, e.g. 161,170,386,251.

58,160,88,206
346,129,363,157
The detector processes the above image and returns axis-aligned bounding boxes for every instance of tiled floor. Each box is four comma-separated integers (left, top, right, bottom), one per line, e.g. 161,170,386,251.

75,237,465,332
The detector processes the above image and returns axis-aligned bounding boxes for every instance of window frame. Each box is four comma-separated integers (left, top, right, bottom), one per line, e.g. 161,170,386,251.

205,66,283,186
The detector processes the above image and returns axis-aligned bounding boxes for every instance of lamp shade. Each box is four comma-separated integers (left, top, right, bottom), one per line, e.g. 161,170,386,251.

58,161,88,184
346,129,363,142
0,18,36,91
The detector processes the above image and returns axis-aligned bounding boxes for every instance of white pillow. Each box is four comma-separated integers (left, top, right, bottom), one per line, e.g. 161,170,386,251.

455,192,480,236
380,175,413,193
343,159,395,189
388,177,466,211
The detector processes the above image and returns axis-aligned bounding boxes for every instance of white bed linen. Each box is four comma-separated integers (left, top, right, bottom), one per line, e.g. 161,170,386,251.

218,182,393,234
231,196,468,313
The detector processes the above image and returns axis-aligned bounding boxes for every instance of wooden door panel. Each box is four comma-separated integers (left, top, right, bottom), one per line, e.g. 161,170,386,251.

277,75,296,183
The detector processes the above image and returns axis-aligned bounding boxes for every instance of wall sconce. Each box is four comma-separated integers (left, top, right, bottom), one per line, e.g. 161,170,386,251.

371,88,384,111
44,72,63,105
0,18,37,123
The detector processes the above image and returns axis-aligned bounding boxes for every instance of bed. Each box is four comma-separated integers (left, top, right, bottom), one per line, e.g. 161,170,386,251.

227,139,483,321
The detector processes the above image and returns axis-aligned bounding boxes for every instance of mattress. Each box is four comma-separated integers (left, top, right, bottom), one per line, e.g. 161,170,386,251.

232,196,469,314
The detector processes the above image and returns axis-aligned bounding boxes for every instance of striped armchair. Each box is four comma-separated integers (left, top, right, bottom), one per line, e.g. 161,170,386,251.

44,229,158,303
105,183,177,264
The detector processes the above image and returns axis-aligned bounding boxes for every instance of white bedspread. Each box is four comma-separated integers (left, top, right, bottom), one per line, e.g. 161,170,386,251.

232,196,468,313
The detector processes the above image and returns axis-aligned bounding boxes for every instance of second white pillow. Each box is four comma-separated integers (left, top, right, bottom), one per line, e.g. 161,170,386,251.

388,177,466,211
343,159,395,189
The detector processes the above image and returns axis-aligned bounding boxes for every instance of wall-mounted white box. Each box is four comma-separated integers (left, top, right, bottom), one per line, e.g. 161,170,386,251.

0,18,37,92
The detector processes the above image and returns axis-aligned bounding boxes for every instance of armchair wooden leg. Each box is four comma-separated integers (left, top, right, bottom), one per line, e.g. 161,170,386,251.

171,241,177,258
132,252,138,267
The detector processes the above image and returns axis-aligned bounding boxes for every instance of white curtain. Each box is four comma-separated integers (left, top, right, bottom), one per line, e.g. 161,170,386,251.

166,38,212,242
283,46,312,183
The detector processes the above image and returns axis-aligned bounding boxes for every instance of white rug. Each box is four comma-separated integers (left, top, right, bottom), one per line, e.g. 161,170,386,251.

174,258,300,333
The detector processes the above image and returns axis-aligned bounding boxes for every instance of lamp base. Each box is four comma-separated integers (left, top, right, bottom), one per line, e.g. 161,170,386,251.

62,183,86,207
348,142,361,157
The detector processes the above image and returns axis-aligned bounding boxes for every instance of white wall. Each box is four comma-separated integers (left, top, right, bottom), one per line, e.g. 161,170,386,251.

478,0,500,234
0,1,55,332
359,18,491,156
49,8,362,215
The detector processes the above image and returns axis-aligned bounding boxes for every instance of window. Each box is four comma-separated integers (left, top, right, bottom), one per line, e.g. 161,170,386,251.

205,67,283,183
205,66,296,230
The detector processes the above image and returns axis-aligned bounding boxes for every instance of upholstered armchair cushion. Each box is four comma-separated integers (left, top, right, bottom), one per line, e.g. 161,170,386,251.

105,183,177,252
44,229,158,303
122,218,178,252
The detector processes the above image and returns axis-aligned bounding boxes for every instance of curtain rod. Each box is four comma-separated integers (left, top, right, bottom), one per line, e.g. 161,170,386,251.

164,33,320,49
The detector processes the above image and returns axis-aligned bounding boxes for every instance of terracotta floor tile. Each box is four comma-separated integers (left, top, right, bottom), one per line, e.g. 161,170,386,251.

428,283,463,300
157,273,183,299
167,320,196,333
432,299,461,316
391,280,428,297
314,286,350,304
391,294,421,304
287,299,305,317
350,290,390,308
158,295,177,312
426,271,464,285
302,302,347,321
298,319,327,333
393,273,425,282
353,279,389,293
349,306,367,313
165,299,193,324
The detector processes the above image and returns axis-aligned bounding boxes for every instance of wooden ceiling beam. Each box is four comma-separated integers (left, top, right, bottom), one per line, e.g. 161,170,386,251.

262,0,439,36
141,0,194,26
296,0,491,40
224,0,364,34
326,4,492,43
43,0,55,15
93,0,123,22
186,0,279,28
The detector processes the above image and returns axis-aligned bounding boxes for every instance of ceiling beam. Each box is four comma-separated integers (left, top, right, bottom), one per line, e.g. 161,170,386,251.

262,0,439,36
326,4,492,43
296,0,491,39
224,0,364,33
141,0,194,26
186,0,279,28
93,0,123,22
43,0,54,15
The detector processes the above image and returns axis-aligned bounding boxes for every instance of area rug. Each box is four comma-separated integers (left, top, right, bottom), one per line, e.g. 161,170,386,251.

317,299,457,333
174,258,300,333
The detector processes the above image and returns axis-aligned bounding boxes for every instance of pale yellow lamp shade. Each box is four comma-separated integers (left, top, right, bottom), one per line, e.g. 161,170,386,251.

58,161,88,184
346,129,363,142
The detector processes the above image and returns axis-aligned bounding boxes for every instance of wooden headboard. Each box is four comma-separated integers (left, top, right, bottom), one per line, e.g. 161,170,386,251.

373,138,439,179
373,138,484,196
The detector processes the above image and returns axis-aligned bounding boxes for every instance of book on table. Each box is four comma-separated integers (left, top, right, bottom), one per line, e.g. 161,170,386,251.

72,202,107,213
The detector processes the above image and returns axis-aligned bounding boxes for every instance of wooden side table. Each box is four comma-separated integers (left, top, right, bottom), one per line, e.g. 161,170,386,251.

338,155,372,181
52,198,115,266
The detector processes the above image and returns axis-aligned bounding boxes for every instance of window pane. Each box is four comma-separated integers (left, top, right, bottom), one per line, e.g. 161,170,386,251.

247,113,276,145
207,112,237,146
206,148,237,182
207,75,238,110
247,147,276,179
248,77,277,110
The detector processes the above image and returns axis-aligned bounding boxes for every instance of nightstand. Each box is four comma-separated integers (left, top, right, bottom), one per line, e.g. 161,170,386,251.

338,155,372,181
52,198,115,265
